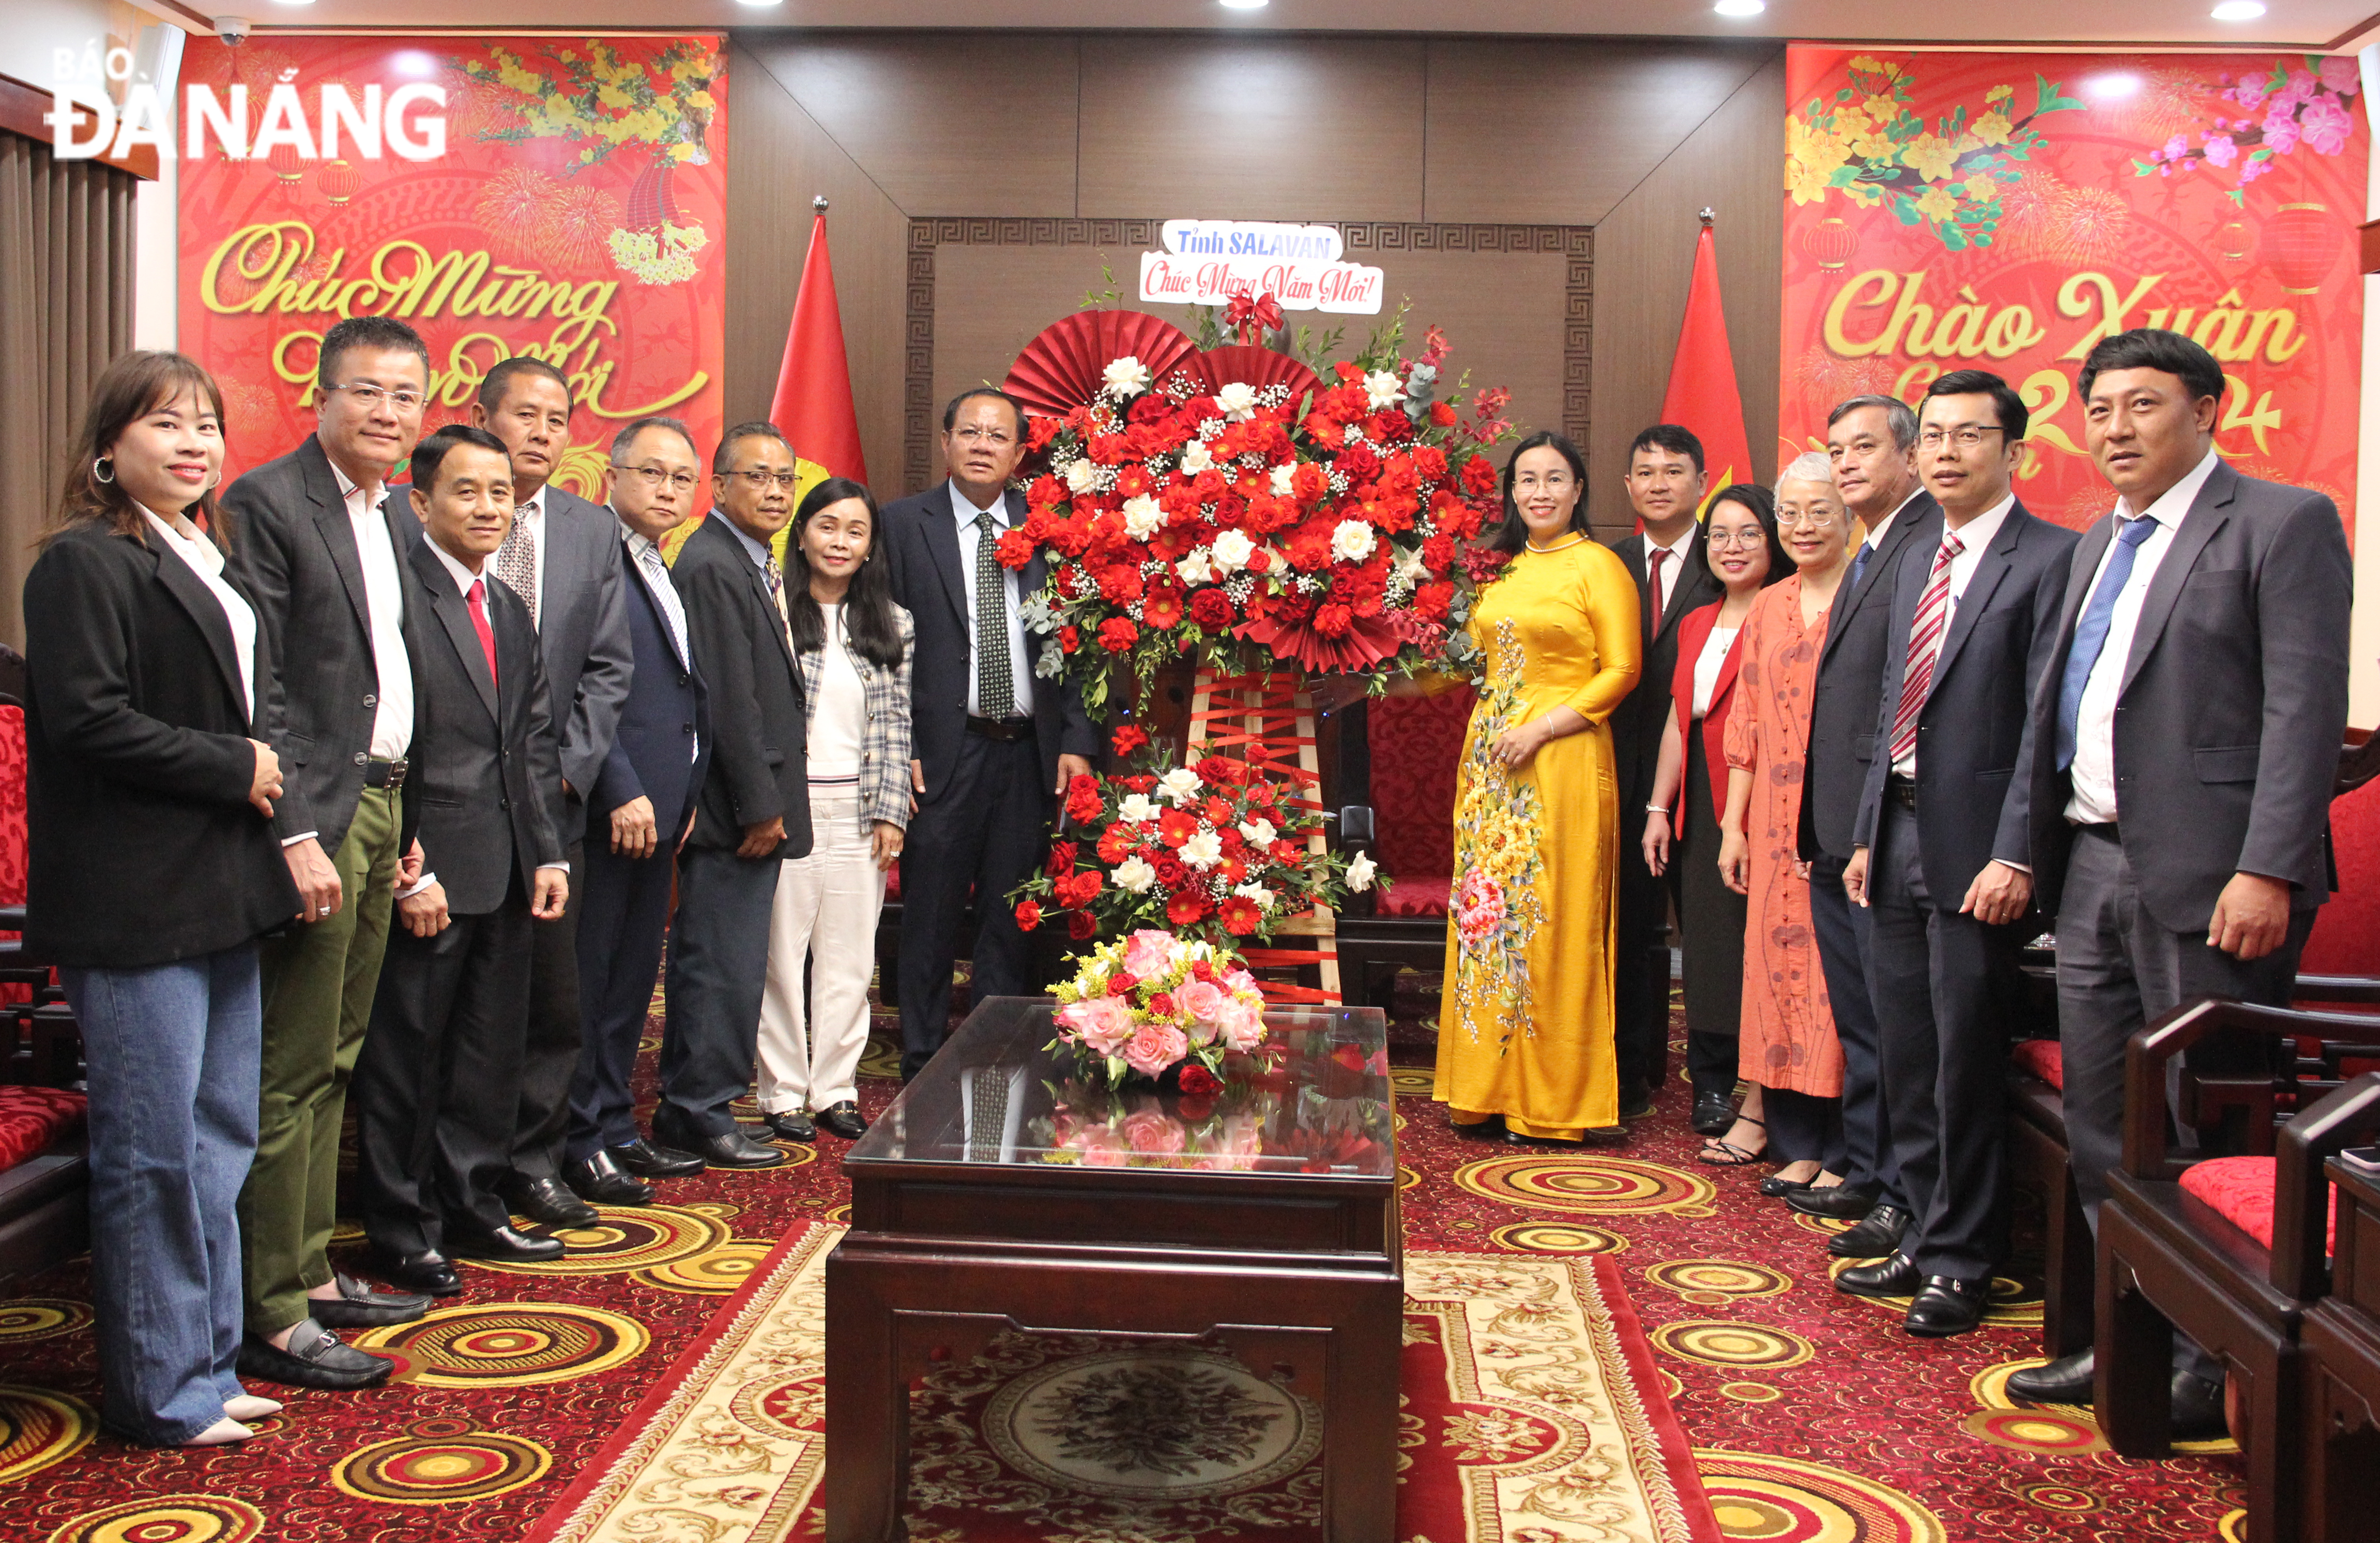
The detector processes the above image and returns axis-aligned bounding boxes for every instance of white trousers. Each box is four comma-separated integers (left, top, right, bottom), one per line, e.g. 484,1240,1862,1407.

756,787,886,1112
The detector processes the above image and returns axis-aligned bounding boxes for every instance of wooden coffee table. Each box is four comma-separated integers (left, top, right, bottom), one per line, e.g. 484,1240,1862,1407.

824,996,1402,1542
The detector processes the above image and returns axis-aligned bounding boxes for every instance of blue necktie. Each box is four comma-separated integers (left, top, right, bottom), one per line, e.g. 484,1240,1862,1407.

2055,516,2159,770
1849,542,1873,591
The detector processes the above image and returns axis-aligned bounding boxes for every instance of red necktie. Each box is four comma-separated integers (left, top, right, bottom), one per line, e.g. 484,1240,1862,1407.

467,578,499,692
1645,547,1670,627
1887,532,1966,764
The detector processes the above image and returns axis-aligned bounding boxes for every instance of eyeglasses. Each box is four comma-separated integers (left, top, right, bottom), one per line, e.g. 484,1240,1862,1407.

1775,509,1842,529
616,464,700,493
329,382,425,414
1512,473,1577,491
952,426,1015,446
727,468,801,491
1917,425,2006,451
1707,528,1769,549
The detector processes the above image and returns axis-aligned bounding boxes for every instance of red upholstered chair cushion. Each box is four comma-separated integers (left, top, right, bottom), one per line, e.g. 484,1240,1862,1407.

2177,1154,2338,1255
2305,777,2380,977
0,705,23,910
0,1085,85,1172
2010,1039,2064,1089
884,865,900,900
1377,876,1452,918
1369,689,1473,884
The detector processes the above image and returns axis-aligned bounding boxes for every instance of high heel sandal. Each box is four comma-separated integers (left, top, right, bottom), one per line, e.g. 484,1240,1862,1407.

1697,1114,1768,1167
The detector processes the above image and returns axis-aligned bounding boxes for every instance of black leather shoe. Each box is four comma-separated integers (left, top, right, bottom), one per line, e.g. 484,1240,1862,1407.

1760,1174,1814,1198
567,1150,654,1206
1619,1086,1655,1120
1690,1092,1735,1137
2170,1370,2229,1441
1790,1184,1882,1220
501,1175,599,1230
1835,1250,1922,1298
2008,1348,2094,1405
814,1101,869,1140
448,1224,566,1264
762,1108,817,1142
674,1127,789,1169
373,1247,462,1297
1452,1114,1507,1141
238,1320,394,1389
308,1272,429,1329
1905,1275,1992,1336
610,1137,705,1179
1828,1203,1913,1259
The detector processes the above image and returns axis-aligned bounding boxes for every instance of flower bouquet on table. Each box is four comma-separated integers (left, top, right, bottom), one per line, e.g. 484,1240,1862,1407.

1034,1083,1272,1171
1047,929,1270,1089
1009,725,1380,948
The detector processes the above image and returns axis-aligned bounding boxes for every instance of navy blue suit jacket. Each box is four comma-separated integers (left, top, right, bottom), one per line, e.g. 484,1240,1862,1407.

589,528,709,843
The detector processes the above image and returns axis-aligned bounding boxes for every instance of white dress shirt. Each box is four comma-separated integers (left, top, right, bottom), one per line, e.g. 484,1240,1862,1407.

329,461,415,762
1645,524,1698,622
2064,448,2218,825
142,505,257,724
619,516,699,765
1891,492,2015,780
950,480,1035,718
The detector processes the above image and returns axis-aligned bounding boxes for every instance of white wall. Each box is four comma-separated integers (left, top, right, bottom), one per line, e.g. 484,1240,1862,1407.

2,0,125,92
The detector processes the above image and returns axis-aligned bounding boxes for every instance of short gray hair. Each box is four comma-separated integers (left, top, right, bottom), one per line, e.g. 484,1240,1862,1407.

1826,394,1919,451
1775,451,1837,496
610,415,698,463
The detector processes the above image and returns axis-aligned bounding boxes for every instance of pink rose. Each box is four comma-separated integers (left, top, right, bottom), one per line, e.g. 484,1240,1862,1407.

1122,1108,1188,1156
1217,999,1267,1053
1122,1020,1190,1078
1074,1128,1130,1167
1058,995,1136,1057
1178,977,1231,1030
1123,929,1176,980
1223,967,1261,996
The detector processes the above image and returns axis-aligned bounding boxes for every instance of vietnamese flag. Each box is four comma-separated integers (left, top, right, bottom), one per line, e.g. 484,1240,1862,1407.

770,202,868,487
1658,221,1754,518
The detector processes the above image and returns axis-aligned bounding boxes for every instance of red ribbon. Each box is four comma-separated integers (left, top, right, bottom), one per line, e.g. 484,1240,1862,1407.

1223,290,1285,344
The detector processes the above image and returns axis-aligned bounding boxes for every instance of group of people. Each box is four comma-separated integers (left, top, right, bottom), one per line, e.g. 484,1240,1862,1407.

1425,330,2351,1434
22,322,1091,1447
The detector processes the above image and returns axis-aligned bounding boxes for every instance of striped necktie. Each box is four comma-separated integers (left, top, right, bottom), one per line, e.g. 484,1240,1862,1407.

1886,531,1965,765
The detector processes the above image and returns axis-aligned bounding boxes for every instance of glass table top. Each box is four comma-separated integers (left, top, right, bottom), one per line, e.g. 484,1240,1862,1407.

846,996,1395,1180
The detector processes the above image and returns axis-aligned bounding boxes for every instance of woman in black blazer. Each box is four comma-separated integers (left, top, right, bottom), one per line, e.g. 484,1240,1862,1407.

24,351,299,1447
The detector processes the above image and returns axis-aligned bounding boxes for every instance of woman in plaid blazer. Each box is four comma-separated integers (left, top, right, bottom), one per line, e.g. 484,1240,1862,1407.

755,477,914,1142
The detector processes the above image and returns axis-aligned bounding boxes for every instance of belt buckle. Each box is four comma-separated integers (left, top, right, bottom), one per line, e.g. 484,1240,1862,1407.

387,757,407,790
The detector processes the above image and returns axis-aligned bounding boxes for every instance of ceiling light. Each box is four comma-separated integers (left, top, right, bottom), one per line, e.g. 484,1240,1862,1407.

2085,72,2142,98
390,50,437,77
1219,0,1270,9
734,0,782,8
2211,1,2266,19
1714,0,1766,16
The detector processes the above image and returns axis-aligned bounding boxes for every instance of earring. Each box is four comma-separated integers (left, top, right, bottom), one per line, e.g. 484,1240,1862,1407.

93,457,114,485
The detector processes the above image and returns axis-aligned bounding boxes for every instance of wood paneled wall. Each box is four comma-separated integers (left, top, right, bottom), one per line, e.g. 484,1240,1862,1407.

724,31,1786,518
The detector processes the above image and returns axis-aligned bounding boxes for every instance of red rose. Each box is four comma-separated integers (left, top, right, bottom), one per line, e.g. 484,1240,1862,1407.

1189,588,1233,630
1059,624,1081,654
1196,755,1248,786
1057,871,1103,909
1014,899,1043,931
1065,774,1104,826
1192,960,1217,984
1111,723,1150,758
1219,896,1262,936
1097,617,1140,654
995,528,1036,569
1313,601,1353,638
1067,909,1097,941
1147,991,1177,1016
1429,400,1458,427
1422,533,1456,572
1047,840,1078,879
1095,564,1145,605
1167,889,1212,925
1028,415,1063,450
1153,854,1189,890
1178,1063,1224,1098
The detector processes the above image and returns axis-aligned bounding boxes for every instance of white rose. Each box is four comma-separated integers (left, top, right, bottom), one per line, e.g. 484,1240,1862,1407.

1238,816,1277,847
1176,549,1216,586
1233,880,1279,912
1364,369,1404,410
1180,830,1225,870
1331,519,1378,564
1209,529,1256,572
1346,851,1378,892
1113,855,1158,893
1179,440,1214,475
1268,463,1298,497
1157,767,1202,806
1062,458,1099,494
1103,355,1151,397
1214,381,1259,420
1121,494,1166,540
1117,793,1161,824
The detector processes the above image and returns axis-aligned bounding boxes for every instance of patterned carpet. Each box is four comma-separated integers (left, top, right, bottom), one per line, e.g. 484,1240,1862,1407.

0,973,2245,1541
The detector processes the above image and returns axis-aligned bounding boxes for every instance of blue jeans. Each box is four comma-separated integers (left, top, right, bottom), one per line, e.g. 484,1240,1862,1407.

62,947,263,1445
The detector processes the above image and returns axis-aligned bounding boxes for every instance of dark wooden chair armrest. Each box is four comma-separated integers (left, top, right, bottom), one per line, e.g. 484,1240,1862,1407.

2296,973,2380,1006
2122,996,2380,1179
2273,1070,2380,1299
2340,728,2378,797
1336,805,1379,919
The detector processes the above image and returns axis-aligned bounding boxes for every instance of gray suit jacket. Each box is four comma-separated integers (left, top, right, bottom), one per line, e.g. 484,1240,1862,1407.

1853,498,2078,899
2022,459,2352,931
222,433,417,859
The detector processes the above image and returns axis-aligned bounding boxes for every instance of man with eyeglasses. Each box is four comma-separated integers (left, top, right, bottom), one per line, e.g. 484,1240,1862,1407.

563,416,713,1203
880,388,1099,1082
1837,369,2078,1337
222,314,438,1386
651,421,812,1168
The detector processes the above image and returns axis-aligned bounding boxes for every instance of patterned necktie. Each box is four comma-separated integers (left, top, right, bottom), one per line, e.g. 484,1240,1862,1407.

1645,547,1670,632
465,578,498,692
974,508,1015,719
637,543,689,667
763,553,792,646
497,506,539,631
2055,516,2160,771
1886,531,1967,765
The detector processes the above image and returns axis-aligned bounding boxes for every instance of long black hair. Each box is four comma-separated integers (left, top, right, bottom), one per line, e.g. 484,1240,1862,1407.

785,477,905,669
1703,482,1790,588
1489,430,1591,555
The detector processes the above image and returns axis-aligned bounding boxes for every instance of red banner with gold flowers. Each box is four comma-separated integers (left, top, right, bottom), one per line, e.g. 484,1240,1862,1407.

1780,47,2364,532
178,34,726,492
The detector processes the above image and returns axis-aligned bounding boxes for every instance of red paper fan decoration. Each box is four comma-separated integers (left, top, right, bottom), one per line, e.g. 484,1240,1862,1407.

1004,310,1198,419
1187,345,1322,412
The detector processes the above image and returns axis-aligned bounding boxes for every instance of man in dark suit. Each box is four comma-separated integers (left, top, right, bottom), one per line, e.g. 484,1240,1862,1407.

881,388,1100,1082
1605,424,1723,1126
2003,330,2353,1427
224,315,436,1390
660,421,812,1168
566,416,712,1204
354,426,571,1283
459,358,633,1230
1838,369,2078,1336
1786,396,1942,1259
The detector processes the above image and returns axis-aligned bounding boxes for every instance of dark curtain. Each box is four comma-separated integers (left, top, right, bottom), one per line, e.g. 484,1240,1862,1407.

0,129,138,649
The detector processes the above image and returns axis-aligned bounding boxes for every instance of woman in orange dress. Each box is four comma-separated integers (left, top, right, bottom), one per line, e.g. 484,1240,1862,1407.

1716,453,1857,1196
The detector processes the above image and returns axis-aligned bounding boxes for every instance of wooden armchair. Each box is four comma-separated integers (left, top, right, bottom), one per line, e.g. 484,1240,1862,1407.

2306,1147,2380,1543
1330,805,1449,1013
2098,997,2380,1543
